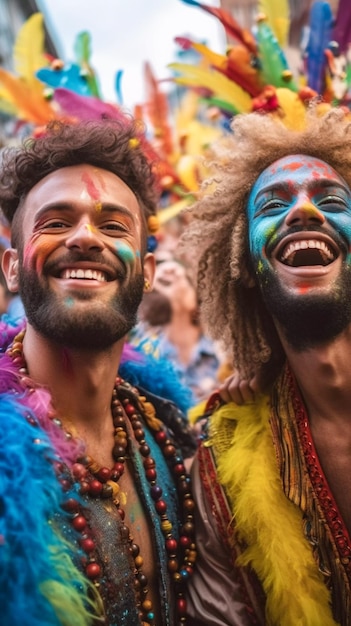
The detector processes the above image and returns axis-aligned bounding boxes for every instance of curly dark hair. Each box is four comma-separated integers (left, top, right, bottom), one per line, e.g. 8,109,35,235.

0,118,158,249
180,105,351,384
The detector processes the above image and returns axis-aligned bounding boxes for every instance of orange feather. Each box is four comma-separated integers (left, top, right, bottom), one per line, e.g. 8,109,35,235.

143,62,174,158
0,67,55,124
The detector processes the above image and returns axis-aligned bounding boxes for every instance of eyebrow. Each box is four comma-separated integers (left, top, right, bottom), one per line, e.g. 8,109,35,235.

34,202,137,224
254,178,350,202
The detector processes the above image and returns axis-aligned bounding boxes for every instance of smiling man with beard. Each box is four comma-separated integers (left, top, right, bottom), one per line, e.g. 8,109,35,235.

182,106,351,626
0,119,197,626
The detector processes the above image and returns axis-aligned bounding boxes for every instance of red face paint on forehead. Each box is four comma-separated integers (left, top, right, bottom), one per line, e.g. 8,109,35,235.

277,156,337,178
81,171,102,202
280,160,305,172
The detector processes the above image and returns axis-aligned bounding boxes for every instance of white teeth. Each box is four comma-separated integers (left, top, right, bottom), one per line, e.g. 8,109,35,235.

281,239,335,263
61,268,106,282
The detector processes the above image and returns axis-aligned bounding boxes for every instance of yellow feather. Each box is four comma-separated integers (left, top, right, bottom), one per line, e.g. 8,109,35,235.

188,400,207,425
185,41,229,71
258,0,290,47
14,13,48,86
211,397,338,626
169,62,252,113
275,88,308,130
175,92,199,135
0,96,17,116
158,198,191,225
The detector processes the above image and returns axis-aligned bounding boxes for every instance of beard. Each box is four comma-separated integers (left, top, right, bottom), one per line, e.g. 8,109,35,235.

257,264,351,351
18,264,144,351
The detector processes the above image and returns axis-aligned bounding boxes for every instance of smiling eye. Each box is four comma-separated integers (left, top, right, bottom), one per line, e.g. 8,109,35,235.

255,199,288,216
318,195,348,210
42,221,69,229
101,222,128,234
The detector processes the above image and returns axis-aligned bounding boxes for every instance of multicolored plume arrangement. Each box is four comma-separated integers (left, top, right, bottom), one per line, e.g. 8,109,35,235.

172,0,351,130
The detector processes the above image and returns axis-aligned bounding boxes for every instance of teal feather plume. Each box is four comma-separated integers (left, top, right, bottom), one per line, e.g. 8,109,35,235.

256,18,297,91
74,31,101,98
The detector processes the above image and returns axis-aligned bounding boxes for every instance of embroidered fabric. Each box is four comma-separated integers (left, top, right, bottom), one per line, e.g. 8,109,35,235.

271,366,351,626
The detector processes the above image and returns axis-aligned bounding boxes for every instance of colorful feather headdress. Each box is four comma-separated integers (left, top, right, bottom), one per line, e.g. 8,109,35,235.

170,0,351,131
0,12,218,230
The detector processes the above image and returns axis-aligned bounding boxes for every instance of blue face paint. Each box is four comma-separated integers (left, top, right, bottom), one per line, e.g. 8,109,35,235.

247,154,351,272
114,241,135,265
64,297,75,308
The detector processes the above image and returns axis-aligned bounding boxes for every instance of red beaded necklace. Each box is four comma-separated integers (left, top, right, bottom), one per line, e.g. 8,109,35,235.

7,330,197,626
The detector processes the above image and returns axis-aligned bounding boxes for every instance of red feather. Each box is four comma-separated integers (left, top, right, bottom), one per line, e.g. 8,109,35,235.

180,0,257,53
143,62,174,158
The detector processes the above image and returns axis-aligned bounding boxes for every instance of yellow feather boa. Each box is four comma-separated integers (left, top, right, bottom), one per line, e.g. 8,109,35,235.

211,396,340,626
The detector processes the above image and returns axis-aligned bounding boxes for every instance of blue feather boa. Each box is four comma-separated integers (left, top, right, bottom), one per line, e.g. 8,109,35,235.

0,396,98,626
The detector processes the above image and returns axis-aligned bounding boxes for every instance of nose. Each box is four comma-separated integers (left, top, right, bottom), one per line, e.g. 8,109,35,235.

285,197,326,227
65,220,104,252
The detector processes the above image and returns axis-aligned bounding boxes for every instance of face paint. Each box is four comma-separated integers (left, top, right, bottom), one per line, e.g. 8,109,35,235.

22,234,57,274
115,240,136,267
246,155,351,348
247,154,351,271
81,171,101,202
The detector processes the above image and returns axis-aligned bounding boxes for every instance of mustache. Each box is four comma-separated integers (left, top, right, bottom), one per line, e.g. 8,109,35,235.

266,224,348,257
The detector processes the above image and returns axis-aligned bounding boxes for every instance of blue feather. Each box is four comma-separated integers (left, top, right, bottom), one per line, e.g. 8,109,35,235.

115,69,124,104
305,1,334,93
119,344,194,415
36,64,93,97
0,396,94,625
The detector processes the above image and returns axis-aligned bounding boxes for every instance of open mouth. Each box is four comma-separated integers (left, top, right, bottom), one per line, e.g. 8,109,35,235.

278,239,338,267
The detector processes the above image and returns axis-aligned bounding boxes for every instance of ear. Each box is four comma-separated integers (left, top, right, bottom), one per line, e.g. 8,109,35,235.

2,248,19,293
143,252,156,292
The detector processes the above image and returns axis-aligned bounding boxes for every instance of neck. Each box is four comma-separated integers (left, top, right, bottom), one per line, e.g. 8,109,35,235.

23,324,124,432
278,322,351,422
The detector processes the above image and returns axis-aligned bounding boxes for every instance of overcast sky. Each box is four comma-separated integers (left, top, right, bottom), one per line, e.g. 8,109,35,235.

37,0,225,111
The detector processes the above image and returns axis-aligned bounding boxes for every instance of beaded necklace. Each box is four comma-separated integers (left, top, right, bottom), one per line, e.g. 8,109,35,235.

7,329,196,626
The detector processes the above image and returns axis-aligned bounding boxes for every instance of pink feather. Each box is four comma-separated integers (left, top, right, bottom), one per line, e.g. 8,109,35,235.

53,88,127,121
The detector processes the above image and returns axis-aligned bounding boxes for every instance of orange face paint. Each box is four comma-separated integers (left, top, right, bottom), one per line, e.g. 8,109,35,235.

23,235,57,275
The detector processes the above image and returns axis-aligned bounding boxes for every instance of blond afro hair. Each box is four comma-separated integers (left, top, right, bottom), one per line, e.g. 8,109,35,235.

181,106,351,382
